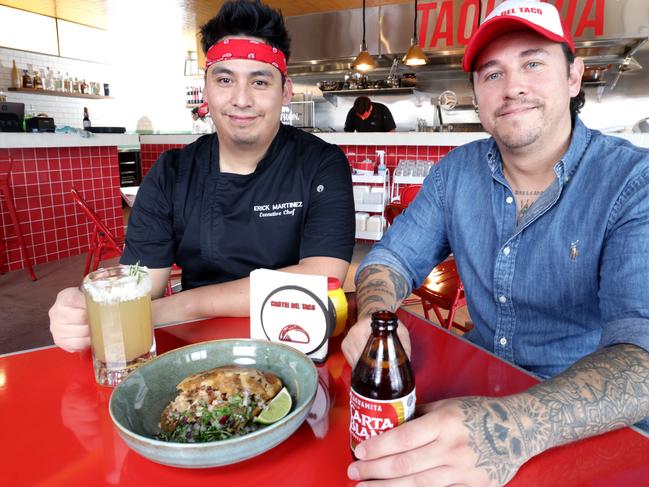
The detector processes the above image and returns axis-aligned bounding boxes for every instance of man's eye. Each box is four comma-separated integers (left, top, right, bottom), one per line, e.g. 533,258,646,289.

485,72,501,81
527,61,541,69
217,77,232,85
253,80,269,87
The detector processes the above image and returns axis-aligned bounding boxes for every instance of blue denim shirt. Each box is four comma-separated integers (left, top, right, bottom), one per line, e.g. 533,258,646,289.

359,118,649,383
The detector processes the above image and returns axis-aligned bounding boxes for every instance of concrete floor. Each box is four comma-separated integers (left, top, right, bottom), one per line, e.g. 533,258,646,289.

0,210,469,354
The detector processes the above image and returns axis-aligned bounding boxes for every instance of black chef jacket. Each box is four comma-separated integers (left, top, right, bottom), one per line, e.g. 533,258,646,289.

121,124,355,290
344,102,396,132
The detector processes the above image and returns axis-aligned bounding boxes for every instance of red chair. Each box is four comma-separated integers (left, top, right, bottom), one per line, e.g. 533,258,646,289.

70,188,125,276
0,158,37,281
400,185,421,205
412,259,469,332
384,201,468,333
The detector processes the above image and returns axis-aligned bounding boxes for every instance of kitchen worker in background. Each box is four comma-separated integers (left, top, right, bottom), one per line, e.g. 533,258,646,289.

343,1,649,485
344,96,396,132
49,0,355,352
191,106,212,134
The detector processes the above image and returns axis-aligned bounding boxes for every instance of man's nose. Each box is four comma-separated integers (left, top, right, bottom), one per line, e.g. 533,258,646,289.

503,70,529,98
231,83,253,107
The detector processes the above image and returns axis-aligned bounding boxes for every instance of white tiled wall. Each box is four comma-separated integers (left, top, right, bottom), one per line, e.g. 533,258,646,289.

0,23,196,135
0,47,116,129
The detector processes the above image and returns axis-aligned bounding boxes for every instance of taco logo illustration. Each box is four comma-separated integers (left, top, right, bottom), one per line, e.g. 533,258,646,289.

278,324,310,344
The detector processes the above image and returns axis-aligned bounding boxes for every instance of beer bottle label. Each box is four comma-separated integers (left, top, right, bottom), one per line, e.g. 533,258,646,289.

349,387,416,452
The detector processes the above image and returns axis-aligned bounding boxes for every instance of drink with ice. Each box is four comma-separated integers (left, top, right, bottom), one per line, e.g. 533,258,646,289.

82,264,155,387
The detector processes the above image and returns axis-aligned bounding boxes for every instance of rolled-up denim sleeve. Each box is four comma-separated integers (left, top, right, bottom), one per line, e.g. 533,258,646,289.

355,162,452,292
598,165,649,353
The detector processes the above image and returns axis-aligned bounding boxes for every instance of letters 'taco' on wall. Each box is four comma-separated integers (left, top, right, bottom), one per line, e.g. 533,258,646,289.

416,0,607,49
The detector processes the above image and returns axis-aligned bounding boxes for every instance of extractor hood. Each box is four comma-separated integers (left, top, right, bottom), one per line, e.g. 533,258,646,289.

285,2,649,87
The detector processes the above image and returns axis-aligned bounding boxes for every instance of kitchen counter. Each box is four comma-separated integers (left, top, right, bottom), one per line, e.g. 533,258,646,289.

315,131,649,148
0,133,139,148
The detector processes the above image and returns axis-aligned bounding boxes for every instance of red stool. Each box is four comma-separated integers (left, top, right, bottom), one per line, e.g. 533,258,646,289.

70,187,125,276
0,159,37,281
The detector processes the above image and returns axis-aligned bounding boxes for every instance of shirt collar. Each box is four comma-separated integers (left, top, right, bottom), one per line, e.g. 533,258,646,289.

485,116,591,186
208,124,289,176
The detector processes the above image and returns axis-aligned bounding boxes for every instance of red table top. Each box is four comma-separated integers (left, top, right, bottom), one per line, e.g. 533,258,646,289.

1,308,648,486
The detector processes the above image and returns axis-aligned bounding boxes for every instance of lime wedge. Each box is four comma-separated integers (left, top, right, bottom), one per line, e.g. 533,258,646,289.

255,387,292,425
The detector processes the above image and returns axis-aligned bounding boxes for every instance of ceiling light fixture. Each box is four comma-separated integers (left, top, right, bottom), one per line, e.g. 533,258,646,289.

402,0,428,66
352,0,377,72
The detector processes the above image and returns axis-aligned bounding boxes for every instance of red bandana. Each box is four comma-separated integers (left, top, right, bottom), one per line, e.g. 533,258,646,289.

205,38,287,75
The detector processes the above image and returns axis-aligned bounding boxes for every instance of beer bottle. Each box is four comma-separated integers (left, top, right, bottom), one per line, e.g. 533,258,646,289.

350,310,415,455
83,107,91,129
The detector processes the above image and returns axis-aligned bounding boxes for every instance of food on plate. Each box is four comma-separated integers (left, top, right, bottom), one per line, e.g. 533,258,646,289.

158,365,288,443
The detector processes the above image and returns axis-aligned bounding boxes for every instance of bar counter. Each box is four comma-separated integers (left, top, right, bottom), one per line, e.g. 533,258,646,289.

0,133,137,273
3,129,647,275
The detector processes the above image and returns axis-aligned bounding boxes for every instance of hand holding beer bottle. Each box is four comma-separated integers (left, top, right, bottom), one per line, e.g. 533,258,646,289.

350,311,415,456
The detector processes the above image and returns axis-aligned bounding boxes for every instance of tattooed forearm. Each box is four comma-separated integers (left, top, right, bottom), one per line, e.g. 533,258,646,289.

458,344,649,486
528,343,649,445
355,264,410,318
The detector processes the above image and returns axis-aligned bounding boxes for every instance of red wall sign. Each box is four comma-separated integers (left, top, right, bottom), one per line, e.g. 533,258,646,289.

417,0,605,49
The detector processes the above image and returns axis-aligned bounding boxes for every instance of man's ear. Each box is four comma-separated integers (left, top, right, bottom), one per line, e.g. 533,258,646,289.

569,57,585,98
282,77,294,106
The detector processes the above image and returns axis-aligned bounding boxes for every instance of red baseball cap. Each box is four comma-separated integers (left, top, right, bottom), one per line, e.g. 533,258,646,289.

462,0,575,72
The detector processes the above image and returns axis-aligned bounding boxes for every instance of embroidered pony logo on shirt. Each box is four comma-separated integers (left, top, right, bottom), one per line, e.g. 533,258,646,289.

570,240,579,261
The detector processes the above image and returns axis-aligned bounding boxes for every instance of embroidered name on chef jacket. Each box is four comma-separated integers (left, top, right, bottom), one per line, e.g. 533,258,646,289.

253,201,303,218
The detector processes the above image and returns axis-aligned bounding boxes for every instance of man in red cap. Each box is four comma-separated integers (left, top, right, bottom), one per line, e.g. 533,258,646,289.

344,1,649,485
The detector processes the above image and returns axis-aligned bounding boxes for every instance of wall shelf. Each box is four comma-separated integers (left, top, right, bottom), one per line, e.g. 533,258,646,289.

8,88,112,99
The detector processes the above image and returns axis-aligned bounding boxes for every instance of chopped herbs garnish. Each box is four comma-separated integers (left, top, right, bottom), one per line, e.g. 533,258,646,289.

127,261,143,285
157,394,258,443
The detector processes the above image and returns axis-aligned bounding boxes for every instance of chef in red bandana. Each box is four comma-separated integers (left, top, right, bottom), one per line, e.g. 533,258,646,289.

49,0,355,349
344,96,396,133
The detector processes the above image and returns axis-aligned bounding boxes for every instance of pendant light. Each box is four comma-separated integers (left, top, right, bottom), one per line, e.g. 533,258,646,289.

352,0,377,72
402,0,428,66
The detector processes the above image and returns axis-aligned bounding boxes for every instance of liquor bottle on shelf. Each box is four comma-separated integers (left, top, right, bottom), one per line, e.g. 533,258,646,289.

22,69,33,89
72,78,80,93
54,71,63,91
63,73,71,92
33,69,43,90
45,67,54,90
83,107,91,129
11,60,21,88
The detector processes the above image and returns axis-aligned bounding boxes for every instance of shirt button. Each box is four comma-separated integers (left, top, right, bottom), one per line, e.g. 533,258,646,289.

499,337,508,346
499,295,507,304
503,246,510,256
506,196,514,204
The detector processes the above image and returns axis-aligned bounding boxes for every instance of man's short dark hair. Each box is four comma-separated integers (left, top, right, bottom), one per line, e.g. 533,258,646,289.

354,96,372,114
561,43,586,124
199,0,291,62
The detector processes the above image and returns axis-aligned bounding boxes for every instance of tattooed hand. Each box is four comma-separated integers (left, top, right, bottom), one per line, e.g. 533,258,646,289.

342,264,412,367
347,396,532,487
347,344,649,485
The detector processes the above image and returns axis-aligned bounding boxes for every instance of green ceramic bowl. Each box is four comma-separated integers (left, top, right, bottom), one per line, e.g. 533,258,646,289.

109,339,318,468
